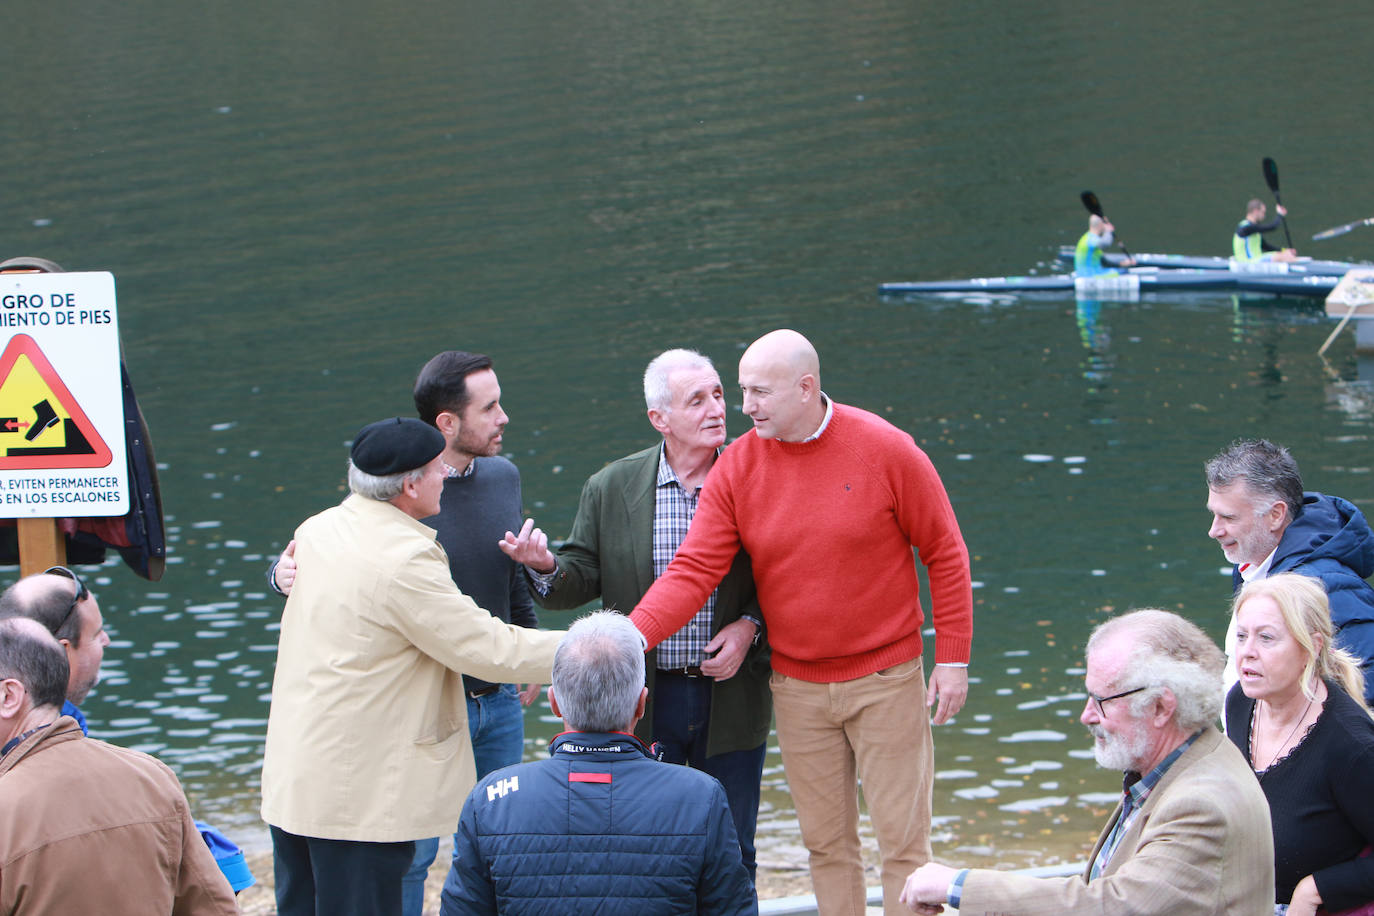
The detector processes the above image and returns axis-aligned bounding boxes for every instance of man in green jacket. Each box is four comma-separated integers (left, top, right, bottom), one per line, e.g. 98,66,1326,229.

500,348,771,886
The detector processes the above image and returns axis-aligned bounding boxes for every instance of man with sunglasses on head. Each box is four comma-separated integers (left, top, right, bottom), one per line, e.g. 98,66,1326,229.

0,567,257,894
899,610,1274,916
0,616,237,914
0,565,109,734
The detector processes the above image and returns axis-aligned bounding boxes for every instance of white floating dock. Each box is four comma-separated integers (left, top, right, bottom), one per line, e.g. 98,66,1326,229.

1325,268,1374,352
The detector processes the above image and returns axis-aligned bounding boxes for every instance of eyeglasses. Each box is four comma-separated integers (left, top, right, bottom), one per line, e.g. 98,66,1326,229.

1087,685,1148,717
44,566,88,636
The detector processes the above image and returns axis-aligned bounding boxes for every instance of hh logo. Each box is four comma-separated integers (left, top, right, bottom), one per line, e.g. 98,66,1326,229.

487,776,519,801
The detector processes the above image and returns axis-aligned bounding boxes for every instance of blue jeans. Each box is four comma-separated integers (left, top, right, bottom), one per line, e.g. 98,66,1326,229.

652,671,766,884
401,684,525,916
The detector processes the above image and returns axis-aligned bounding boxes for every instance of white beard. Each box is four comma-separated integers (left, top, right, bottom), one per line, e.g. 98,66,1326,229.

1089,722,1149,771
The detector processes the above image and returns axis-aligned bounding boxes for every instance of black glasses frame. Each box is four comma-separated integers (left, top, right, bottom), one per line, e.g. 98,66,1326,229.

1087,685,1148,717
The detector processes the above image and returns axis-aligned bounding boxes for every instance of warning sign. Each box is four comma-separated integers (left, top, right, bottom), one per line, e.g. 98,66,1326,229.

0,335,113,468
0,272,127,517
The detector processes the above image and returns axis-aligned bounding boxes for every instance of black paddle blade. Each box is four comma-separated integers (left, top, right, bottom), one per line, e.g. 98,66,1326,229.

1262,157,1281,193
1080,191,1104,218
1263,157,1294,248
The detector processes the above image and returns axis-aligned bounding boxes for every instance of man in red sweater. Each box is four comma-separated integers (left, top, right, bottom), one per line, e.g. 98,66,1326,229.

629,328,973,915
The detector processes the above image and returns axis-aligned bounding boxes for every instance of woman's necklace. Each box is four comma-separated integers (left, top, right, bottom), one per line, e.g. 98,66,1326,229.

1250,692,1315,774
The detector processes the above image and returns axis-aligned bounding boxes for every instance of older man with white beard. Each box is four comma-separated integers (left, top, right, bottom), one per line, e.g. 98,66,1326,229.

900,609,1274,916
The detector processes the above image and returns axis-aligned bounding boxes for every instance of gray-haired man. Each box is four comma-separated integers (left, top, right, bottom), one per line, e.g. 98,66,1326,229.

440,611,755,916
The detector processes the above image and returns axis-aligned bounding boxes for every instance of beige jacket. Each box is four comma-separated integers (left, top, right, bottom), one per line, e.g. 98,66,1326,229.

260,494,561,842
957,726,1273,915
0,717,237,915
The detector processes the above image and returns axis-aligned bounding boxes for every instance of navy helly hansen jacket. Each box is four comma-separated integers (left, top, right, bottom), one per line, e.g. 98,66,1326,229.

440,731,756,915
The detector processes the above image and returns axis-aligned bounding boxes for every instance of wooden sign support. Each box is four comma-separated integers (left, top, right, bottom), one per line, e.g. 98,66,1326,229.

17,517,65,574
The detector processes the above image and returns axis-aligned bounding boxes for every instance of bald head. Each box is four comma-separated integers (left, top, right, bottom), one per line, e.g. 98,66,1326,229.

741,329,820,382
0,574,81,642
738,329,825,442
0,570,108,706
1088,214,1105,233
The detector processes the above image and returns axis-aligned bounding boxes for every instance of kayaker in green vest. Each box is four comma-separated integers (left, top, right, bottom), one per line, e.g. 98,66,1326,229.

1233,198,1297,262
1074,215,1135,277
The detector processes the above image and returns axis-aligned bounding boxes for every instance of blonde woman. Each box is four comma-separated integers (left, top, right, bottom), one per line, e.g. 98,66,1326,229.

1227,573,1374,916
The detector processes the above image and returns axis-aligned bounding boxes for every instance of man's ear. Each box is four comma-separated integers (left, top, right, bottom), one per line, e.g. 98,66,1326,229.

1153,687,1179,728
647,407,670,437
1265,499,1289,533
626,686,648,731
634,686,648,721
434,410,459,438
547,686,561,720
0,678,27,721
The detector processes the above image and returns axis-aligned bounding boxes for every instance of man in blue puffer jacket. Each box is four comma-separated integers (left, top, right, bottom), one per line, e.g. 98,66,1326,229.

1205,438,1374,703
440,610,755,916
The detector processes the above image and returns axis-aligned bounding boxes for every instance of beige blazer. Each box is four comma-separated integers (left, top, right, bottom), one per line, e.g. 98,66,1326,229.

260,495,561,842
957,726,1273,915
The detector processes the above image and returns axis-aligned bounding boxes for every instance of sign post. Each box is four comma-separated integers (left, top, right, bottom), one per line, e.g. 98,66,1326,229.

0,272,127,574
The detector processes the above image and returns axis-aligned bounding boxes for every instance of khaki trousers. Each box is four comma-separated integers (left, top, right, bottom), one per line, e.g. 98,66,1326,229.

771,657,934,916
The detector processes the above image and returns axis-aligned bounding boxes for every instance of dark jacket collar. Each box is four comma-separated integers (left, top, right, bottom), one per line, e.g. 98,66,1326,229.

550,730,653,759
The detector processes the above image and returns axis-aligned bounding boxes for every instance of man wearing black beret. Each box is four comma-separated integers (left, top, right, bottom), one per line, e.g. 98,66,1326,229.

259,417,563,916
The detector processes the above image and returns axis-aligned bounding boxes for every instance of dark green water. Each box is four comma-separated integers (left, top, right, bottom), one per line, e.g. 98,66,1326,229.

4,0,1373,872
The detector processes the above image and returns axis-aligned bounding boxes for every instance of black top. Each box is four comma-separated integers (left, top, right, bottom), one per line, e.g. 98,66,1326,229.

1236,214,1283,237
1225,681,1374,909
423,457,538,693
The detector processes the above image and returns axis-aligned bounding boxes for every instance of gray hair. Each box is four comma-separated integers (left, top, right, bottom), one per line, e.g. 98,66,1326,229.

0,617,69,710
346,459,426,501
1205,438,1304,522
551,611,646,733
1088,609,1225,732
643,349,716,413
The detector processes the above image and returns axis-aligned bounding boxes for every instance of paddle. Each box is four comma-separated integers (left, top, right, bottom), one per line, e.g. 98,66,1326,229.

1313,217,1374,241
1261,157,1295,249
1079,190,1135,261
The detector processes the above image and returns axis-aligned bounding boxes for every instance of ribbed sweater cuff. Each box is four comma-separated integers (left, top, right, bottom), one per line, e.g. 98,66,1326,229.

934,634,972,666
628,608,667,650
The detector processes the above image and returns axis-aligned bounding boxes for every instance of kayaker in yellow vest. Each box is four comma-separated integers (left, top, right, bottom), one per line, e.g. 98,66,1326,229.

1234,198,1297,262
1074,215,1135,276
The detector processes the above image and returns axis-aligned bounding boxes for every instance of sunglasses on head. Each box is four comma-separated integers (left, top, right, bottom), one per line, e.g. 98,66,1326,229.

44,565,89,635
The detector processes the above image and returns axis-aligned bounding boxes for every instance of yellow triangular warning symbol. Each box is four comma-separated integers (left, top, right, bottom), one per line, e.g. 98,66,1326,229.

0,334,113,469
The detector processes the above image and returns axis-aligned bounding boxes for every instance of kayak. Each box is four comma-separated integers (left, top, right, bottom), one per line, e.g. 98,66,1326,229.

1054,247,1367,277
878,269,1339,298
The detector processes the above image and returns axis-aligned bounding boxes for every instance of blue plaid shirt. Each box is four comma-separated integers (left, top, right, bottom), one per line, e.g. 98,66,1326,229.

652,445,719,669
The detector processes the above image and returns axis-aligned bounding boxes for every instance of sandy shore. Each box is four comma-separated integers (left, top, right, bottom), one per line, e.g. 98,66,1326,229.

234,846,820,914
